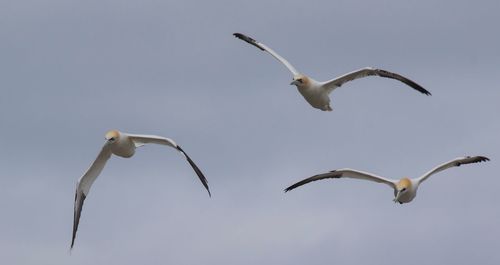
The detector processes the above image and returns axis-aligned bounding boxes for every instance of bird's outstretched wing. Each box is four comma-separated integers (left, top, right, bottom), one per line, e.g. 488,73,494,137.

321,67,431,95
284,168,396,192
126,133,211,197
233,33,300,76
72,144,112,249
417,156,490,184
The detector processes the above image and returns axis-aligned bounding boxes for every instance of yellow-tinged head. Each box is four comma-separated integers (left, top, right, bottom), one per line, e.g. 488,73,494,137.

290,74,310,87
396,178,412,191
394,177,412,202
105,130,120,142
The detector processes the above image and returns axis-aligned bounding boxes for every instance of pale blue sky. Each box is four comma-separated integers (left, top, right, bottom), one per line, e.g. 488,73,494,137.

1,0,499,264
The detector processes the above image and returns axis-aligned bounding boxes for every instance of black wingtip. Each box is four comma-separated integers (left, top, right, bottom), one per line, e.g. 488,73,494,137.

284,182,300,193
233,32,244,38
458,156,490,167
477,156,490,162
233,32,265,51
71,191,86,250
233,33,253,42
468,155,490,162
176,145,211,197
375,69,432,96
406,81,431,96
406,83,431,96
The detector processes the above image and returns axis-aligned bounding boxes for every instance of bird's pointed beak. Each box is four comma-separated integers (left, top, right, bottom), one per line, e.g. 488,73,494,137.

290,80,299,86
393,191,402,203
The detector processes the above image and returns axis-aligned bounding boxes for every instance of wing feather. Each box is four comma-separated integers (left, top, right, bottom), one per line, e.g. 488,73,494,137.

233,33,300,76
285,168,396,192
71,144,112,249
417,156,489,184
126,134,211,197
322,67,431,95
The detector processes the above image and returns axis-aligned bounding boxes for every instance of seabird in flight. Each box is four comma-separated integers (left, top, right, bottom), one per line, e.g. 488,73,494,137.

71,130,210,249
284,156,489,203
234,33,431,111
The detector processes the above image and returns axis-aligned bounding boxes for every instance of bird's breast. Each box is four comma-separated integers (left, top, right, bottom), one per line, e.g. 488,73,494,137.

111,139,136,158
298,85,330,109
394,189,417,203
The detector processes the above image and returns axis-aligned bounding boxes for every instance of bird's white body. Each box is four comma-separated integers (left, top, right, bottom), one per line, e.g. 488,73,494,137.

233,33,431,111
110,132,136,158
71,130,210,249
285,156,489,204
295,77,333,111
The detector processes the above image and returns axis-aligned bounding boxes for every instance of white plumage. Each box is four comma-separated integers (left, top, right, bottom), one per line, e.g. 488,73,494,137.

71,130,210,249
234,33,431,111
285,156,489,204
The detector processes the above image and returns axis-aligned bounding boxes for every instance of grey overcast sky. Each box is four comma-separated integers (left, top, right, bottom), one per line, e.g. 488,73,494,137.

1,0,499,264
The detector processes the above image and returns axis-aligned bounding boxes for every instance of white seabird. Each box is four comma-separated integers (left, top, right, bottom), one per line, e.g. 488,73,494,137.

234,33,431,111
71,130,210,249
284,156,489,203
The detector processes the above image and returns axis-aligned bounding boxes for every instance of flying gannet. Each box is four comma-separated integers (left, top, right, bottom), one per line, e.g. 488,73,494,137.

284,156,489,203
71,130,210,249
233,33,431,111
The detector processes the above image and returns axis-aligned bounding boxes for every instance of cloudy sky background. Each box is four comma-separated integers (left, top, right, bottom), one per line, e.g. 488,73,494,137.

1,0,499,264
